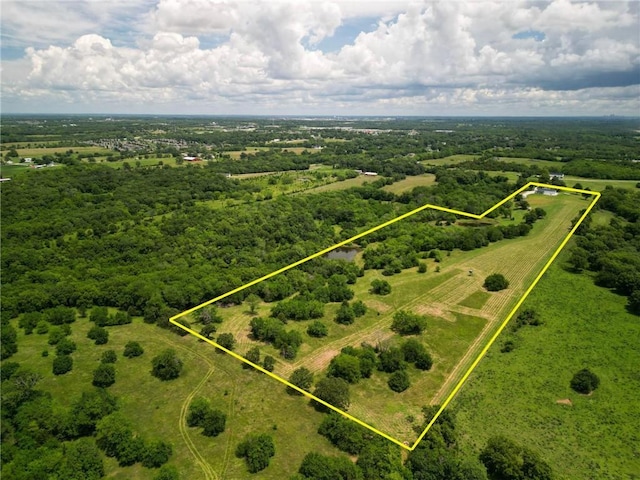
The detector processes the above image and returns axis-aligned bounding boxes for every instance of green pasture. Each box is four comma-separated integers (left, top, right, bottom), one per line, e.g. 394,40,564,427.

452,257,640,479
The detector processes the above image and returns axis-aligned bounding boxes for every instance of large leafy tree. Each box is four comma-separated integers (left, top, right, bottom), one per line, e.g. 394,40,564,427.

235,434,275,473
313,377,351,411
151,349,183,381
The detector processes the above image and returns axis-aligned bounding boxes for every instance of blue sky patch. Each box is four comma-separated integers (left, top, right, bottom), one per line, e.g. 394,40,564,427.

512,30,545,42
309,16,381,53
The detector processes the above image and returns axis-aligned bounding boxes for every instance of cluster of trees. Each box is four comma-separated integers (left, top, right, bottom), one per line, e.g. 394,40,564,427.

391,310,429,335
235,434,275,473
501,308,543,353
186,397,227,437
324,339,432,394
241,345,275,372
1,368,173,477
296,403,552,480
480,436,553,480
567,187,640,314
249,316,304,359
96,412,172,468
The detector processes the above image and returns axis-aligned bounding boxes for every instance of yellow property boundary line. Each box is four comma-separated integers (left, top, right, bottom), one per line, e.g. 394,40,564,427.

170,182,600,451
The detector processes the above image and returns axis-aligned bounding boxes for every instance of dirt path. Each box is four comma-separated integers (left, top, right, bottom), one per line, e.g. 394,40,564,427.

179,366,218,480
156,335,237,480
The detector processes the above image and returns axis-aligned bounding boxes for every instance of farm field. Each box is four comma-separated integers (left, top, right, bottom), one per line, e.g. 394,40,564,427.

420,154,477,165
452,257,640,479
14,145,111,157
496,156,565,169
563,175,639,191
225,147,270,159
382,174,437,193
181,191,592,444
7,313,345,480
300,174,374,193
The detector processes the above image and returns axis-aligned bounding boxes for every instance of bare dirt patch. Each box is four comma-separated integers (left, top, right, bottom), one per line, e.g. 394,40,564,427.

414,303,456,322
307,349,341,373
556,398,573,406
365,299,392,314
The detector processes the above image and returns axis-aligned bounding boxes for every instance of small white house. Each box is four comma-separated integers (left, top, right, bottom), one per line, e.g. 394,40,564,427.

537,187,558,196
549,172,564,180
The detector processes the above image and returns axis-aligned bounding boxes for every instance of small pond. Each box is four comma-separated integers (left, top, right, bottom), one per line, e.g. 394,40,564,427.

325,246,361,262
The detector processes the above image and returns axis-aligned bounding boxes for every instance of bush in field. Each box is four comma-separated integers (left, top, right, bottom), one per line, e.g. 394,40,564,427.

388,370,411,393
352,300,367,317
313,377,350,411
88,326,109,345
370,279,392,295
202,409,227,437
123,341,144,358
307,321,328,337
101,350,117,364
216,333,236,350
56,338,77,356
334,302,355,325
53,355,73,375
187,397,210,427
328,353,362,384
93,364,116,388
263,356,275,372
391,310,428,335
244,346,260,367
570,368,600,394
484,273,509,291
288,367,314,394
235,434,275,473
151,349,183,381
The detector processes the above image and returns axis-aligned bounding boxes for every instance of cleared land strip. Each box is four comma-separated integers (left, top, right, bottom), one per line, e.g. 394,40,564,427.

170,184,600,450
429,196,584,407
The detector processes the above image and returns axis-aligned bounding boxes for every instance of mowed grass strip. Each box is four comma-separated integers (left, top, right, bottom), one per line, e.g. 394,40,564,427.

458,291,491,309
382,174,437,194
302,175,373,193
452,259,640,480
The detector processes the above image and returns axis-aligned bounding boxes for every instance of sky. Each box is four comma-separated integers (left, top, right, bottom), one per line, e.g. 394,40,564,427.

1,0,639,116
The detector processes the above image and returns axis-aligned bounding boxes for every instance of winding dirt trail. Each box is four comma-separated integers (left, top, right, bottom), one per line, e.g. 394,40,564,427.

155,336,237,480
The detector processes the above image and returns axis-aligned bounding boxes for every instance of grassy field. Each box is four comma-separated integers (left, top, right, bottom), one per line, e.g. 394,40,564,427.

382,174,437,194
563,176,639,191
301,175,373,193
420,154,477,165
452,257,640,480
496,156,565,170
225,147,269,159
184,192,590,444
7,313,346,479
13,146,111,157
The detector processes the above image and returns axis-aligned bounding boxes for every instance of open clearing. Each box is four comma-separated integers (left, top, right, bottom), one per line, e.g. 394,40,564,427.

562,175,638,191
180,190,592,445
382,174,437,193
301,175,374,193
